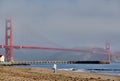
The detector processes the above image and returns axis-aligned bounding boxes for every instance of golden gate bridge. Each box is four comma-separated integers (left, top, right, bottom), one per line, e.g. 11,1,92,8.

0,18,120,65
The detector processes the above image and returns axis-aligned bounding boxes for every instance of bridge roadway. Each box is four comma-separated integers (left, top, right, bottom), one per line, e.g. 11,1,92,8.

1,45,120,56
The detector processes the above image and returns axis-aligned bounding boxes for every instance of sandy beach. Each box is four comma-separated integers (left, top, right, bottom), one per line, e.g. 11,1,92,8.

0,67,119,81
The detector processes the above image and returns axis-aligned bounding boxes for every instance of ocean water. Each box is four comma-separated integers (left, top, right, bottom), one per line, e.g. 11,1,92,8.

14,62,120,76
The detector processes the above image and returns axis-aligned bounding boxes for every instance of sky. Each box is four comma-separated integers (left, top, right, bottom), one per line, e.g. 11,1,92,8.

0,0,120,52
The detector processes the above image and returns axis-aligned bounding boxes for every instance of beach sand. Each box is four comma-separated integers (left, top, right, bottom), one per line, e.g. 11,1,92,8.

0,67,119,81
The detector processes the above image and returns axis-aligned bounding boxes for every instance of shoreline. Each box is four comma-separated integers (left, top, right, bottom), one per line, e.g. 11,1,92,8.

13,64,120,76
0,67,119,81
60,70,120,77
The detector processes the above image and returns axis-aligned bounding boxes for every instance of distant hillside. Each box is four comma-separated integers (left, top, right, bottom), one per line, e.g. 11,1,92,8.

47,47,120,62
111,52,120,62
41,47,109,61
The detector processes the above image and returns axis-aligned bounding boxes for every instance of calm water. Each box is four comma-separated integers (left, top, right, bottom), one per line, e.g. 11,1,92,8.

14,62,120,76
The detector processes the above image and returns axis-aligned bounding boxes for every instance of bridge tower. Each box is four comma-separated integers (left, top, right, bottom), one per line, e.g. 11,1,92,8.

5,19,14,62
106,42,111,63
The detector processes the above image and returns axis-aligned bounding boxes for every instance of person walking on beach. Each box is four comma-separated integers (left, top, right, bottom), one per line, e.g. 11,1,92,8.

53,64,57,73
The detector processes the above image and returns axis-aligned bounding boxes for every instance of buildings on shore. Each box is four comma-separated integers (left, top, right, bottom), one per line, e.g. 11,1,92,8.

0,55,4,62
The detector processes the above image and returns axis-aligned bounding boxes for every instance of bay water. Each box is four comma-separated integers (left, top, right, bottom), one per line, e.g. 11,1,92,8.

14,62,120,76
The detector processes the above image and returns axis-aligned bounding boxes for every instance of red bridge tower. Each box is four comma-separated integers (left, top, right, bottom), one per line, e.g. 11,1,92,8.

5,19,14,62
106,42,111,63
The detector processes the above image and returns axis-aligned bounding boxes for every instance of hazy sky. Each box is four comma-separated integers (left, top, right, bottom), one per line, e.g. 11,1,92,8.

0,0,120,51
